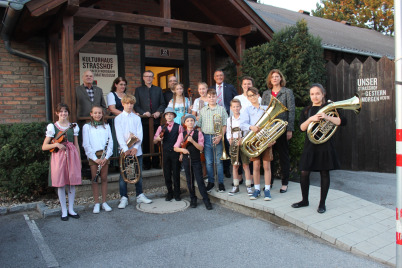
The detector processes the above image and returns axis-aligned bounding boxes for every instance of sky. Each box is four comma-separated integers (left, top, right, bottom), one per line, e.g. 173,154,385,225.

259,0,321,13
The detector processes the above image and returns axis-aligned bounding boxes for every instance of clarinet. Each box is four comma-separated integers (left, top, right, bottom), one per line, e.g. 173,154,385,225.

93,138,109,183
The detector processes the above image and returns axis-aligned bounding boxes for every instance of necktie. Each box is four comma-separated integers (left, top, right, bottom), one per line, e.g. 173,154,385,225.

217,85,223,106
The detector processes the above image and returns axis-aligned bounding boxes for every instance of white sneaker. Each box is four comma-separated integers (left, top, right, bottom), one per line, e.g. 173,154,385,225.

137,193,152,204
118,196,128,209
93,203,100,214
102,202,112,212
247,187,253,196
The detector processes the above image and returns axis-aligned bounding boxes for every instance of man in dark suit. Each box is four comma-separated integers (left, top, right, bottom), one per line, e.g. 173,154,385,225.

75,70,107,118
212,70,237,115
212,70,238,178
134,70,166,169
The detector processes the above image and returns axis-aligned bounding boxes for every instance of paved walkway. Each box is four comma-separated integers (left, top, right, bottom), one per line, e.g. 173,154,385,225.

202,178,395,266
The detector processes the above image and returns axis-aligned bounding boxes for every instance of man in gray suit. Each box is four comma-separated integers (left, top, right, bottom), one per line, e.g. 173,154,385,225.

134,70,166,169
75,70,107,118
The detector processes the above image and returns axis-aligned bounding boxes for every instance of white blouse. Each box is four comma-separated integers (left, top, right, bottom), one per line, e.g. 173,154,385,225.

192,97,208,113
107,92,119,107
82,123,114,161
46,122,79,138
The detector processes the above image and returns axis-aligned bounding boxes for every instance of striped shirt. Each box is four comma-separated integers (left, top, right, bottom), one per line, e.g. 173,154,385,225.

198,104,228,134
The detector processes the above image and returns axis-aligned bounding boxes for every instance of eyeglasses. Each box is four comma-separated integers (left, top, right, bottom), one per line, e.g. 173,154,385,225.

247,94,257,98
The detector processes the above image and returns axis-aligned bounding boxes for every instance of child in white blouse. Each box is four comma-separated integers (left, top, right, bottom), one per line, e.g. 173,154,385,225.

82,106,114,214
42,103,81,221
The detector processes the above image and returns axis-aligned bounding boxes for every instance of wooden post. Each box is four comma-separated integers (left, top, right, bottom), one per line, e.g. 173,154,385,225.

206,46,215,87
236,36,246,93
160,0,171,33
61,15,76,121
48,32,61,121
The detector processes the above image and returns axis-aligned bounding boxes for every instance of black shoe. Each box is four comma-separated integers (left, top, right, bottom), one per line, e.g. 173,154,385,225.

317,205,326,214
206,182,215,192
175,196,181,201
224,170,231,178
280,185,288,193
61,215,69,221
218,183,225,193
165,193,173,201
291,201,309,208
204,200,212,210
190,198,197,208
143,165,151,170
68,213,80,219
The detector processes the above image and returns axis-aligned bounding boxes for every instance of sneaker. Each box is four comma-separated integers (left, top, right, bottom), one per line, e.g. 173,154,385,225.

250,190,260,200
247,187,253,196
93,203,100,214
137,193,152,204
206,182,215,192
218,183,225,193
228,186,239,196
118,196,128,209
264,189,272,201
102,202,112,211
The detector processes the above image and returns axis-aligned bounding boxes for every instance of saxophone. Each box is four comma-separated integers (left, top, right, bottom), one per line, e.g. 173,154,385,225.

307,94,361,144
119,132,141,184
241,96,288,158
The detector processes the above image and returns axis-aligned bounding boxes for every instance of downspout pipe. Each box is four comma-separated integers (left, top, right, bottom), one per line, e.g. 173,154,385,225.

1,1,52,121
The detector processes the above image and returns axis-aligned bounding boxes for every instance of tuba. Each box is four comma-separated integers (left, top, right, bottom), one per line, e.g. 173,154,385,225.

119,132,141,184
307,94,362,144
213,114,230,160
229,127,241,166
241,96,288,158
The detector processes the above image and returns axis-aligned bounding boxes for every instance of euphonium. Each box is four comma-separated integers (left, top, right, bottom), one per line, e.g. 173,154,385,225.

307,93,361,144
213,114,230,160
229,127,241,166
119,132,141,184
241,96,288,158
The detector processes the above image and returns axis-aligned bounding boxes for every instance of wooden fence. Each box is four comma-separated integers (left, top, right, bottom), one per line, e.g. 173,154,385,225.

326,56,395,173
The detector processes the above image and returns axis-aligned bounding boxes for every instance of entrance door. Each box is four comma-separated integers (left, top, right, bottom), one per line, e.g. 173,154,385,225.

158,69,177,92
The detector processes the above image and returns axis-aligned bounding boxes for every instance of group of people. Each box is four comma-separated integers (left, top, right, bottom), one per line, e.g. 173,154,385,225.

42,68,345,221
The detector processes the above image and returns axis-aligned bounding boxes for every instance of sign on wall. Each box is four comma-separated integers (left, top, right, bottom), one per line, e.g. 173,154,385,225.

79,53,118,94
357,77,390,103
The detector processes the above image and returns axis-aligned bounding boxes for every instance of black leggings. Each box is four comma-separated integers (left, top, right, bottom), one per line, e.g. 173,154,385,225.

300,170,330,207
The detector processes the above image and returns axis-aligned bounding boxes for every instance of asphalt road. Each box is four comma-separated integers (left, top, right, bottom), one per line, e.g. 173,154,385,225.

0,200,389,268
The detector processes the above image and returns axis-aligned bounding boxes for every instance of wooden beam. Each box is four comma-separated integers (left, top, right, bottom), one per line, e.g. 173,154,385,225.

214,34,239,65
61,16,76,122
65,0,80,16
48,33,61,121
26,0,67,17
160,0,171,33
74,20,109,54
236,36,246,92
189,0,226,26
229,0,274,41
239,25,257,36
75,7,240,36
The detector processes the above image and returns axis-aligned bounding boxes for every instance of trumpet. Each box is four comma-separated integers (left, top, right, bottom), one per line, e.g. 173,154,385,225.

307,94,361,144
229,127,241,166
119,132,141,184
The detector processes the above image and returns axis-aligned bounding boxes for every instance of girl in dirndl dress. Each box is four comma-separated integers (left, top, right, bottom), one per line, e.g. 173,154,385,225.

42,103,82,221
168,83,190,125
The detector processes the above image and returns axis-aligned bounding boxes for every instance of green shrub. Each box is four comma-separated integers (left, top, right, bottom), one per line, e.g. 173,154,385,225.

0,122,51,200
241,19,327,106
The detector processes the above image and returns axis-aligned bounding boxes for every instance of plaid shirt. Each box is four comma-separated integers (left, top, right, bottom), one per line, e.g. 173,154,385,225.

85,86,94,102
198,104,227,134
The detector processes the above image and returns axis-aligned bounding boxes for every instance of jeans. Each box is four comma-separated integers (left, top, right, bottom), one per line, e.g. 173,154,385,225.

119,155,143,197
203,134,224,184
